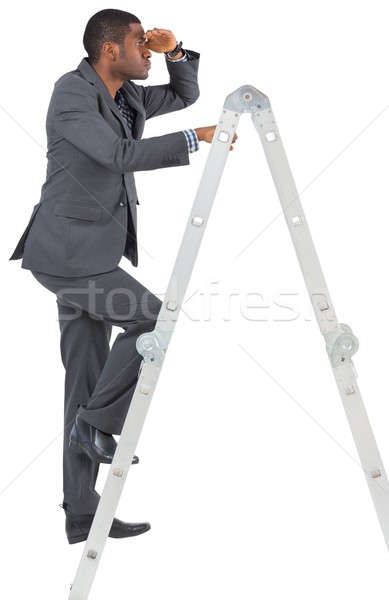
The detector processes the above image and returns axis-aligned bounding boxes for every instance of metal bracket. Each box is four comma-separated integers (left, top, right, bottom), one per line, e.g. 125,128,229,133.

136,329,171,367
224,85,270,113
324,323,359,367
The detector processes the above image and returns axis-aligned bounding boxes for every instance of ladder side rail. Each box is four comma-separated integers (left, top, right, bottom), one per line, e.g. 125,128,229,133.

333,362,389,544
251,107,339,335
245,90,389,548
68,107,241,599
156,108,241,335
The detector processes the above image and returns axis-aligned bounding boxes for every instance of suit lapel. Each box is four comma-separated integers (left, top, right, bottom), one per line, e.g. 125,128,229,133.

119,85,145,140
76,59,146,140
77,59,131,139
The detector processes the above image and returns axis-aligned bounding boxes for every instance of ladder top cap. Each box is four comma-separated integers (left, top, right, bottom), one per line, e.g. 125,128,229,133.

224,85,270,113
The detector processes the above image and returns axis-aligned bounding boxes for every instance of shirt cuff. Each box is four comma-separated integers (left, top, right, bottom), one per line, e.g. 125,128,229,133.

183,129,199,154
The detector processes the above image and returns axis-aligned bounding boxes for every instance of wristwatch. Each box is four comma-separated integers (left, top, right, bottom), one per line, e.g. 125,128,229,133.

164,41,183,58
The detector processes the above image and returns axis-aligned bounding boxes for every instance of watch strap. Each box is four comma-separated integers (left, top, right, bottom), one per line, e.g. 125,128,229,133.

165,41,183,58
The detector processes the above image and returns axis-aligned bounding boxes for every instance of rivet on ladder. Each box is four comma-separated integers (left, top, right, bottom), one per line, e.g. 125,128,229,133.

371,469,382,479
345,385,356,396
166,300,178,312
87,550,98,560
292,215,303,226
113,468,124,478
192,216,204,227
140,385,151,396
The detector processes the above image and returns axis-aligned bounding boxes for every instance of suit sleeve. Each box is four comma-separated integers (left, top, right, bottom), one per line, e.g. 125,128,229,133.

137,50,200,120
50,75,189,174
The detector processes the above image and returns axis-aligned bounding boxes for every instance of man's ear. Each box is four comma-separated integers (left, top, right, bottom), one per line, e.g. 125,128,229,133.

101,41,118,62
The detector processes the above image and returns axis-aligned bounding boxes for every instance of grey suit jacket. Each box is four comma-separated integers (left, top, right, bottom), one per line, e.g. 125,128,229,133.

10,53,200,276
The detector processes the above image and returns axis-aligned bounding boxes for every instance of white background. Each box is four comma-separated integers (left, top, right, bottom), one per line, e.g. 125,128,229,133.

1,0,389,598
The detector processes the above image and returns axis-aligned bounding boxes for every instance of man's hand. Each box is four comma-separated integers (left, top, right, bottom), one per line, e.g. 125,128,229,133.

144,29,179,54
195,126,238,151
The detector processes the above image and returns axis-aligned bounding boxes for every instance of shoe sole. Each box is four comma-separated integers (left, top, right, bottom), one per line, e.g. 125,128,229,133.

67,532,89,545
67,523,151,544
69,440,112,464
69,441,139,465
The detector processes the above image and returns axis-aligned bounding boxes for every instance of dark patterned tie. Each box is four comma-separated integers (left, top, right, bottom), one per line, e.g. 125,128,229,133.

115,90,135,135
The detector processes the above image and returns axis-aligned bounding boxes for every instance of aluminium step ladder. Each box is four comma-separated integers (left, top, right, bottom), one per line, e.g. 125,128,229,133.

68,85,389,599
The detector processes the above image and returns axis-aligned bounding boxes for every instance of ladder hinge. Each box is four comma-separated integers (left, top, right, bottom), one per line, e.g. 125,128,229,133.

224,85,270,113
324,324,359,368
136,329,171,367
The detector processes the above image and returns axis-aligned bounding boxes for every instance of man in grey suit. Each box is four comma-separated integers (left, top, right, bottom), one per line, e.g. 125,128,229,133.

10,9,222,544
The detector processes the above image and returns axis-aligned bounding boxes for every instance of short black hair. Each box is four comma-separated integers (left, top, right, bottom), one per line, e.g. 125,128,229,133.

83,9,141,64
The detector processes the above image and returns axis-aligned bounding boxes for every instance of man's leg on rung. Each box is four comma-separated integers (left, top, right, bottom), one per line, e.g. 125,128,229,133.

78,269,162,435
32,266,161,436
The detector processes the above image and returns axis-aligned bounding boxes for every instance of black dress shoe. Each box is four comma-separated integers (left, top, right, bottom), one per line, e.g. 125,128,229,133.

64,508,151,544
69,408,139,465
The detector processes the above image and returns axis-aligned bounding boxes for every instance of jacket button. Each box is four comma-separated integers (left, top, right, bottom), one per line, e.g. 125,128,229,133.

119,201,126,207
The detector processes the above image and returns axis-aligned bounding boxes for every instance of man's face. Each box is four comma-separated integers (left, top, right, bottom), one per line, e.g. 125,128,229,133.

114,23,151,80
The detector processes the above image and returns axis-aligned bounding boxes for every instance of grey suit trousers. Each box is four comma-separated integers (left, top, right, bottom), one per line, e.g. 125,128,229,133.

32,267,162,514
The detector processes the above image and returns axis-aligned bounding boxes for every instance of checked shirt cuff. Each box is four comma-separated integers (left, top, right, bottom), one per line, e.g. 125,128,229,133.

183,129,200,154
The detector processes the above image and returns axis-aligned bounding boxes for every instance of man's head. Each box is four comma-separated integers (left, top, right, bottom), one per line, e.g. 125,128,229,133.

83,9,152,81
83,9,141,64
